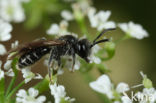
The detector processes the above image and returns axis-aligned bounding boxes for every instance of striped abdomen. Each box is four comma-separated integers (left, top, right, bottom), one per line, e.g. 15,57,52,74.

18,46,51,68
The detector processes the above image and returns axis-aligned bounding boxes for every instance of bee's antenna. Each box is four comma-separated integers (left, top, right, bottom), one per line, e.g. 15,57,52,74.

90,28,115,48
90,39,109,48
93,28,115,43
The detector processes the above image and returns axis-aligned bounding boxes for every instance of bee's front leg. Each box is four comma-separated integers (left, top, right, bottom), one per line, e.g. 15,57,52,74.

71,49,76,72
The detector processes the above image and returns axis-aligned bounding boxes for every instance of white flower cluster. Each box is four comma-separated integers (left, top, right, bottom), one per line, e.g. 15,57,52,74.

3,60,15,77
21,67,43,83
118,21,148,40
0,19,12,56
0,0,27,23
49,83,75,103
135,88,156,103
16,88,46,103
89,74,129,100
90,72,156,103
0,0,29,80
88,7,116,31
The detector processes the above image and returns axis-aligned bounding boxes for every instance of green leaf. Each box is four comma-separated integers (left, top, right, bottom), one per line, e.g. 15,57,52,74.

99,42,115,61
142,77,153,89
60,97,70,103
34,75,49,94
6,58,19,96
97,64,110,74
0,78,5,103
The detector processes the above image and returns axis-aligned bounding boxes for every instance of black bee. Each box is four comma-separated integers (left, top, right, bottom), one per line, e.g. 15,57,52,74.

5,28,115,83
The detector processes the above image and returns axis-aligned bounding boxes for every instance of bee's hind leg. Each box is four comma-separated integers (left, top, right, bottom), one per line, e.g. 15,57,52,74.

48,50,55,84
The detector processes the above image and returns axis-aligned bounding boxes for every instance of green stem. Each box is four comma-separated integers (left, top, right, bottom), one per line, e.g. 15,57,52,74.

115,34,131,44
5,76,17,96
6,58,19,96
6,81,25,100
0,78,5,103
77,18,88,36
34,75,49,94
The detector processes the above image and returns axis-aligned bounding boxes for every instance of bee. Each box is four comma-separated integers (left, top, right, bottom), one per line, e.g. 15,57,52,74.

4,28,115,83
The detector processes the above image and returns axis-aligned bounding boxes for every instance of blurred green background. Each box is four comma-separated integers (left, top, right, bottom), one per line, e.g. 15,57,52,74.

3,0,156,103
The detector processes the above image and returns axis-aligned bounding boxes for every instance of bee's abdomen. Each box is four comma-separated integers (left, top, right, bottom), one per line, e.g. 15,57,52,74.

18,46,51,68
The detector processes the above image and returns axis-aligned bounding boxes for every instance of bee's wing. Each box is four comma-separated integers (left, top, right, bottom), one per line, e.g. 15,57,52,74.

6,40,65,60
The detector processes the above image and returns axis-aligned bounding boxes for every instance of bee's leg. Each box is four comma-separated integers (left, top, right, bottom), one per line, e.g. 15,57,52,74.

54,58,62,74
48,50,55,84
71,54,75,72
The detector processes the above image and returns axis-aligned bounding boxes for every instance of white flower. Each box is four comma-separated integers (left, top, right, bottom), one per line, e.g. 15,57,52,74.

49,83,75,103
0,0,25,22
88,7,116,31
4,60,12,70
0,69,4,80
16,88,46,103
121,96,132,103
46,20,70,36
118,21,148,39
135,88,156,103
3,60,15,77
11,40,19,49
0,19,12,41
72,0,91,16
114,101,120,103
89,44,101,64
0,61,5,80
89,74,114,99
61,10,74,21
21,67,43,83
90,74,130,100
116,82,130,93
0,44,7,55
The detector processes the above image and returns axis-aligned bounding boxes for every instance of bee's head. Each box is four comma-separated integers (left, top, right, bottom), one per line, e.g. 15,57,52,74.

76,28,115,62
76,39,91,62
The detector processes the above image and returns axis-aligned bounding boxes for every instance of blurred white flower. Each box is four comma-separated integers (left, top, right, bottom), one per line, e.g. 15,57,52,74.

50,83,75,103
89,44,101,64
4,60,12,70
0,61,5,80
72,0,91,16
135,88,156,103
0,68,4,80
0,19,12,41
16,88,46,103
88,7,116,31
90,74,130,100
118,21,148,39
21,67,43,83
0,0,25,22
47,20,70,36
11,40,19,49
0,44,7,55
116,82,130,93
121,96,132,103
89,74,114,99
61,10,74,21
3,60,15,77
